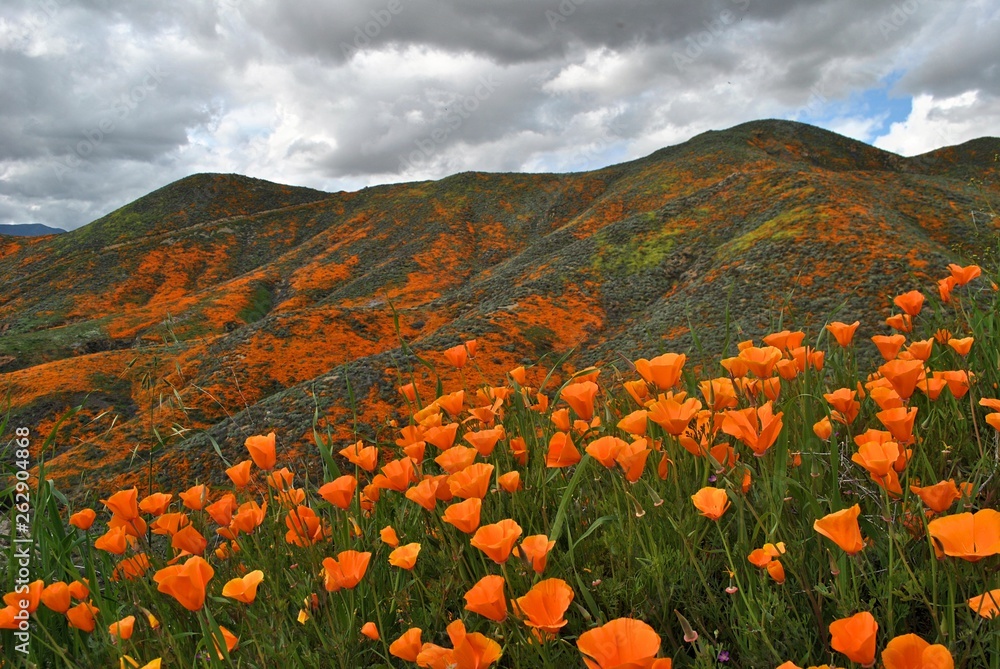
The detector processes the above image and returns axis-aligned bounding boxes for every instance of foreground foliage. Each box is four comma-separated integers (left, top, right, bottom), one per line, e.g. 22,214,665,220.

3,250,1000,668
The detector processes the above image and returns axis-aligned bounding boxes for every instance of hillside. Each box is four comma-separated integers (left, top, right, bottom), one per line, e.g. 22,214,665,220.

1,119,997,497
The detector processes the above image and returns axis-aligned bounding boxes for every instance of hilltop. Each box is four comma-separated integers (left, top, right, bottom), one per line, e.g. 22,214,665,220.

1,119,997,496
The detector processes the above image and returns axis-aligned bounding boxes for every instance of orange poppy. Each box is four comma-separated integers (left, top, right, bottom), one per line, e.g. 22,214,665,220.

987,413,1000,432
449,462,494,499
399,382,418,402
616,438,651,483
225,460,253,488
465,575,507,622
948,263,981,285
360,621,380,641
231,501,267,534
826,321,860,347
623,379,651,407
763,329,805,353
444,342,470,368
813,505,864,555
935,370,970,399
515,578,574,636
617,409,649,436
909,480,961,514
691,487,730,521
517,534,556,574
872,334,907,361
471,519,522,563
577,618,667,669
894,290,925,316
102,488,140,521
322,550,371,591
648,397,703,436
266,468,295,491
876,406,918,443
3,580,41,614
586,436,628,468
634,353,686,390
389,543,422,570
405,478,440,511
245,432,277,470
112,554,152,582
824,388,860,424
139,492,172,516
465,427,505,457
69,508,97,530
41,582,71,614
829,611,877,667
927,509,1000,561
211,626,239,660
154,555,214,611
94,525,129,555
284,505,329,546
178,484,208,511
109,615,135,641
498,471,522,493
436,390,466,417
222,570,264,604
720,401,784,457
738,345,782,378
879,359,925,400
551,408,572,431
562,381,599,421
66,602,99,633
390,628,424,662
424,423,459,451
435,445,479,474
380,525,400,547
852,441,899,478
509,436,529,465
881,633,953,669
171,525,208,556
68,580,89,600
968,589,1000,619
339,441,378,471
509,365,527,385
443,498,482,534
813,416,833,440
546,431,582,468
318,475,358,510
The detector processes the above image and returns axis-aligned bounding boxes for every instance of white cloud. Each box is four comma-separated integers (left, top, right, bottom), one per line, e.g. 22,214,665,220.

873,91,996,155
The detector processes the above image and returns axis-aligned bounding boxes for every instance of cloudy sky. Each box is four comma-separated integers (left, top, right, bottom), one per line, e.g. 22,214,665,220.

1,0,997,231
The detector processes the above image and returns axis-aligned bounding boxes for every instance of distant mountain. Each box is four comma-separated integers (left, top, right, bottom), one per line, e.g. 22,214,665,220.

1,119,997,498
0,223,66,237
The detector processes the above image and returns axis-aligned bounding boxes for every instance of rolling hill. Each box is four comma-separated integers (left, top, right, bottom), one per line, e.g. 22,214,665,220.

1,119,997,498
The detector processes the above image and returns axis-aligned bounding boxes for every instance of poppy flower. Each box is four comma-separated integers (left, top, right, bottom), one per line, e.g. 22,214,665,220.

738,346,782,378
509,436,529,465
102,488,140,521
509,365,527,385
938,276,957,303
434,445,478,474
872,334,907,361
444,342,469,368
945,336,973,356
826,321,861,347
113,554,152,582
514,578,574,638
691,487,730,520
948,263,981,285
551,408,572,431
422,423,457,451
869,384,904,410
517,534,556,574
176,484,207,511
813,505,864,555
813,416,833,440
935,370,970,399
68,580,89,600
617,410,649,436
877,406,918,443
322,551,372,591
988,413,1000,432
498,471,522,493
339,441,378,471
405,478,440,511
829,611,877,667
380,525,400,547
284,505,329,546
721,401,784,457
577,617,667,669
171,525,208,556
586,436,628,468
225,460,253,488
69,508,97,530
443,498,482,534
390,628,424,662
222,570,264,604
212,626,239,659
266,468,295,491
546,431,582,468
378,457,418,492
151,512,190,536
462,427,502,457
852,441,899,478
893,290,925,316
389,543,421,570
449,463,494,499
436,390,465,417
361,621,380,641
41,582,71,614
562,381,600,421
471,519,522,563
927,509,1000,561
824,388,860,424
763,330,805,353
318,475,358,510
66,602,99,632
450,631,503,669
634,353,686,390
968,589,1000,619
623,380,651,407
465,575,507,622
245,432,277,470
879,359,925,400
616,439,651,483
909,480,962,513
139,493,173,516
648,397,703,436
95,525,129,555
399,382,418,402
881,633,953,669
109,615,135,641
154,555,214,611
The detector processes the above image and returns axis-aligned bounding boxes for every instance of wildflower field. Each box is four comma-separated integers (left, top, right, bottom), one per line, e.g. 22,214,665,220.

3,246,1000,668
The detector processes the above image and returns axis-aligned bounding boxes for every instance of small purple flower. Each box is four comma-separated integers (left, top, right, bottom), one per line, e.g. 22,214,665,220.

708,474,717,483
718,650,730,663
